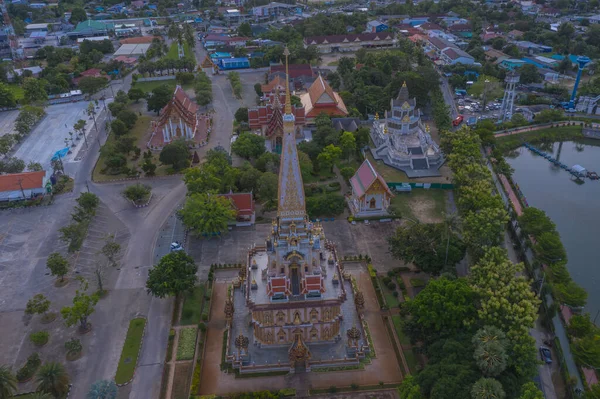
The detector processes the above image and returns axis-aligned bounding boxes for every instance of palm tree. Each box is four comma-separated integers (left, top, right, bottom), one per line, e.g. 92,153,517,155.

87,380,117,399
471,377,506,399
36,362,70,398
0,365,16,399
28,392,53,399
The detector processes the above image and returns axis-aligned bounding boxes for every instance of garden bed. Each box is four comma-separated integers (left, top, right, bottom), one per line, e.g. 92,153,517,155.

115,318,147,384
176,327,198,361
180,286,205,325
172,362,193,399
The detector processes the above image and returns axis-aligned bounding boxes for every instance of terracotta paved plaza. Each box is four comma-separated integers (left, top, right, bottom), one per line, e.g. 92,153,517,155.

198,267,403,396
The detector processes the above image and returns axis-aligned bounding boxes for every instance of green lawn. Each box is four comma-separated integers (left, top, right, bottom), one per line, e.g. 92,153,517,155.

176,327,198,361
7,84,24,101
389,189,447,223
379,278,400,308
365,152,409,182
165,42,193,60
115,318,146,384
180,286,205,325
390,315,418,374
391,315,411,345
133,79,177,93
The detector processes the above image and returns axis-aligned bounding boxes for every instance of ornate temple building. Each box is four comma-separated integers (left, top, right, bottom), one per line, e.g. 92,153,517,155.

147,86,211,150
370,82,444,178
248,89,305,153
349,159,394,218
225,49,369,374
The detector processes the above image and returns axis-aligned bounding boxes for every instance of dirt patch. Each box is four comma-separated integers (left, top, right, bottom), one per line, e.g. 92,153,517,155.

407,196,443,224
390,190,447,224
171,362,193,399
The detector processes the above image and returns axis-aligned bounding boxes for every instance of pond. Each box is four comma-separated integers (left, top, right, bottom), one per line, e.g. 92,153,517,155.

506,140,600,320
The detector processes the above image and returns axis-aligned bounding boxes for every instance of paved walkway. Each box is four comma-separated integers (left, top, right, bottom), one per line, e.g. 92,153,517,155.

499,174,523,216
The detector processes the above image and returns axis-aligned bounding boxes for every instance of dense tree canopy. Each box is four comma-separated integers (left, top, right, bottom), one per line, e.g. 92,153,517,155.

179,193,237,236
146,251,198,298
389,222,465,275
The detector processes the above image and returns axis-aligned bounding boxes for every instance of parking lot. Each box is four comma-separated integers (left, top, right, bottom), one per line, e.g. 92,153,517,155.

11,101,95,170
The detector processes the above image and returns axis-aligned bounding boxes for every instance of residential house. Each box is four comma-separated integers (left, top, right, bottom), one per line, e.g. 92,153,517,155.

507,29,524,40
485,48,509,62
540,7,560,17
447,23,472,38
439,16,468,26
74,68,108,84
303,33,395,53
402,16,430,26
251,2,294,16
300,75,348,120
441,47,475,65
365,20,388,33
0,171,47,201
500,58,527,70
515,40,552,55
8,66,43,81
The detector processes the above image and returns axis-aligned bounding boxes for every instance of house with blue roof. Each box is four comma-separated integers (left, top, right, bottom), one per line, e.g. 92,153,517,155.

219,57,250,70
365,20,388,33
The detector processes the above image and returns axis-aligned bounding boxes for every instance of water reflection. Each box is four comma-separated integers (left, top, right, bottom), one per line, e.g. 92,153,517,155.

506,141,600,319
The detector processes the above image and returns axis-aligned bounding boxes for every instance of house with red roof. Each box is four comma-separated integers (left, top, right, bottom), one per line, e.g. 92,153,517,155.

300,75,348,121
147,86,211,150
349,159,393,217
74,68,108,85
0,171,47,201
219,192,255,226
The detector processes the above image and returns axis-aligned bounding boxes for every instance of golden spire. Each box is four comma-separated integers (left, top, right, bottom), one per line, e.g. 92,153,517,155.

276,46,305,218
402,81,407,87
283,46,292,115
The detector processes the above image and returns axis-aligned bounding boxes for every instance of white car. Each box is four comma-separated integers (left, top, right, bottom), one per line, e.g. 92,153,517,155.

170,242,183,252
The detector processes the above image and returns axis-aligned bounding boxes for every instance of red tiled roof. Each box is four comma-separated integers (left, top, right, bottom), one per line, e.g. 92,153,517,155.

0,171,45,192
350,159,392,198
418,22,442,31
220,192,254,216
301,75,348,118
80,68,103,77
114,55,137,64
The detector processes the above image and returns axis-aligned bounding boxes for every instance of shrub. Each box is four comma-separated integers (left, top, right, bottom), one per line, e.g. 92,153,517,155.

201,313,208,322
351,383,359,390
397,278,406,290
387,271,395,278
198,322,207,332
176,327,197,361
392,291,399,297
328,386,338,393
382,277,391,285
410,278,426,287
16,353,41,381
65,338,82,354
30,331,49,346
387,281,396,290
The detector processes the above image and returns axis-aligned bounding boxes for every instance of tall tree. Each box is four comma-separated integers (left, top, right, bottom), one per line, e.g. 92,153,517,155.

46,253,69,282
179,193,236,236
146,251,198,298
389,223,465,275
100,234,121,268
61,284,99,332
470,378,505,399
518,382,544,399
25,294,53,322
231,133,265,159
0,83,16,107
159,140,190,171
316,145,342,172
472,326,508,376
404,277,477,340
69,7,87,24
257,172,278,204
23,78,48,104
0,365,16,399
339,131,356,161
36,362,70,398
147,84,173,114
237,22,252,37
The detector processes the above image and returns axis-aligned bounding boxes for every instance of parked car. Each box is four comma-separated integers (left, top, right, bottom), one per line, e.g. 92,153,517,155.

453,115,464,126
539,346,552,364
170,242,183,252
